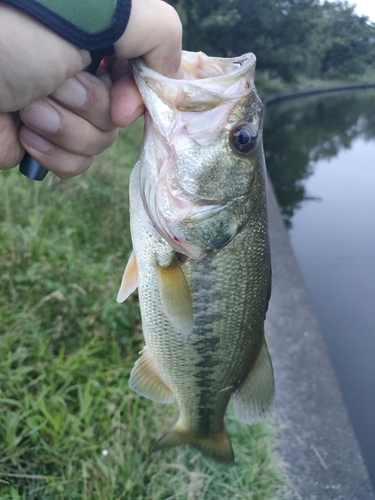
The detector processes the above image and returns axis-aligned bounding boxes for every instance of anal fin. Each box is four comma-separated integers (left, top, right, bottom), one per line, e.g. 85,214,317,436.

234,338,275,425
129,346,174,404
117,251,138,303
156,258,193,335
155,419,234,463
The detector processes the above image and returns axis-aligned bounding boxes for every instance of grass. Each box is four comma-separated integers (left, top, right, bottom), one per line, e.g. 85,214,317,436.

0,121,287,499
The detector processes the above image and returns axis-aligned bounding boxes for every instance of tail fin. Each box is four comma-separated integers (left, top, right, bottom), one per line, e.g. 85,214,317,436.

154,419,234,463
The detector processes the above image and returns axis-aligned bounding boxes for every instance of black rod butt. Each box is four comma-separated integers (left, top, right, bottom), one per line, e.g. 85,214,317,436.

19,154,48,181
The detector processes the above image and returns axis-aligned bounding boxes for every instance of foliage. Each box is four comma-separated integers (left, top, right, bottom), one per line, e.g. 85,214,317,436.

167,0,375,83
319,1,375,78
0,124,287,499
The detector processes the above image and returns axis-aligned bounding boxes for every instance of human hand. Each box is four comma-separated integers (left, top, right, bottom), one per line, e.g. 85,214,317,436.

15,69,118,178
0,0,182,176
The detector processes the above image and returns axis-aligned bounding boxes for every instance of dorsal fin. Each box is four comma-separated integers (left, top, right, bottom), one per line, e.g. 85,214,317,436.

117,251,138,303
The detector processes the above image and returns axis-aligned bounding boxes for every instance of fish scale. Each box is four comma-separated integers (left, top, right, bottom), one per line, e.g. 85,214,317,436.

118,51,275,462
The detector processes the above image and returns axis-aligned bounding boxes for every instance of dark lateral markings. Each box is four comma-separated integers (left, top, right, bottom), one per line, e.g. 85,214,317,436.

196,389,215,434
190,259,224,432
195,355,219,369
192,341,220,432
192,336,220,352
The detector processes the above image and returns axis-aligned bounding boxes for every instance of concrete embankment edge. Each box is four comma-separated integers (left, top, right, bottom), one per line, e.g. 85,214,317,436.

265,181,375,499
263,81,375,107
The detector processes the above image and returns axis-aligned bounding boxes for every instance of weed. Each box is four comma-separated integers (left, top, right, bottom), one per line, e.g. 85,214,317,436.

0,123,287,499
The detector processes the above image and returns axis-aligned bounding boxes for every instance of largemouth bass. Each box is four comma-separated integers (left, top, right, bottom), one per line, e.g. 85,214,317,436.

118,51,274,463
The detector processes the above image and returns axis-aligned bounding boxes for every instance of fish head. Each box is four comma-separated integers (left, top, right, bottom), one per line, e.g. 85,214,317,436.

131,52,266,258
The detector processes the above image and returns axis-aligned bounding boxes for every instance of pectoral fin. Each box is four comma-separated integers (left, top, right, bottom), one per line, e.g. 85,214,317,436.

117,251,138,303
156,259,193,335
129,346,175,404
155,419,234,463
234,339,275,425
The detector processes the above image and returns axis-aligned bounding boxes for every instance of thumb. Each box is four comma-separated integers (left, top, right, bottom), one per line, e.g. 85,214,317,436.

114,0,182,77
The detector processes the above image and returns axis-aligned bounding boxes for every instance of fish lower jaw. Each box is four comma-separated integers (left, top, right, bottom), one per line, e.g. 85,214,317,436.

171,240,205,259
158,228,206,259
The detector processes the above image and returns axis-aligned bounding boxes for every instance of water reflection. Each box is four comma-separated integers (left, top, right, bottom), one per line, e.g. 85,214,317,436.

264,89,375,485
264,90,375,227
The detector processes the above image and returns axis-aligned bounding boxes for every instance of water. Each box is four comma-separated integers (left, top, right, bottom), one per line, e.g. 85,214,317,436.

264,90,375,484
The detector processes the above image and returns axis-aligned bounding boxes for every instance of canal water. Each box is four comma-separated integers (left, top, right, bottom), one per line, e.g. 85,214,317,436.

263,89,375,484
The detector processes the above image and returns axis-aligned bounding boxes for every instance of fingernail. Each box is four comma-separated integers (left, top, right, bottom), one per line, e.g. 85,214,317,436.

22,101,60,133
51,77,87,108
21,128,53,153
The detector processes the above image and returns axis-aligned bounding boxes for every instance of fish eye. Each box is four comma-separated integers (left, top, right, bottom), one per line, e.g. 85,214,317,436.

230,122,258,154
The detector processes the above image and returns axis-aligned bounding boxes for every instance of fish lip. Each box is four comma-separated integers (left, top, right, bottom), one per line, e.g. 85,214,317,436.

130,51,256,87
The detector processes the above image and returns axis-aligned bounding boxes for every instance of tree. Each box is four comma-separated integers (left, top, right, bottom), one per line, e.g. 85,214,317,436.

168,0,323,81
319,1,375,78
167,0,375,83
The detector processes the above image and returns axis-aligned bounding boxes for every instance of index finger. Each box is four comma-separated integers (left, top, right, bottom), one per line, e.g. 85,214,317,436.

49,72,116,131
0,113,24,170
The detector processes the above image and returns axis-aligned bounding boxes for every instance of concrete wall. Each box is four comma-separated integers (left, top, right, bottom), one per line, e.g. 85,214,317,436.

266,181,375,500
263,81,375,108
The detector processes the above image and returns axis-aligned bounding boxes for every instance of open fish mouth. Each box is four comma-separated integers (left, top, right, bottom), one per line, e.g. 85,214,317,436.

131,51,257,109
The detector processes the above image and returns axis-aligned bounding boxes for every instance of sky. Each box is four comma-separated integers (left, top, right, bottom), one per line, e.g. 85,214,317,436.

344,0,375,21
